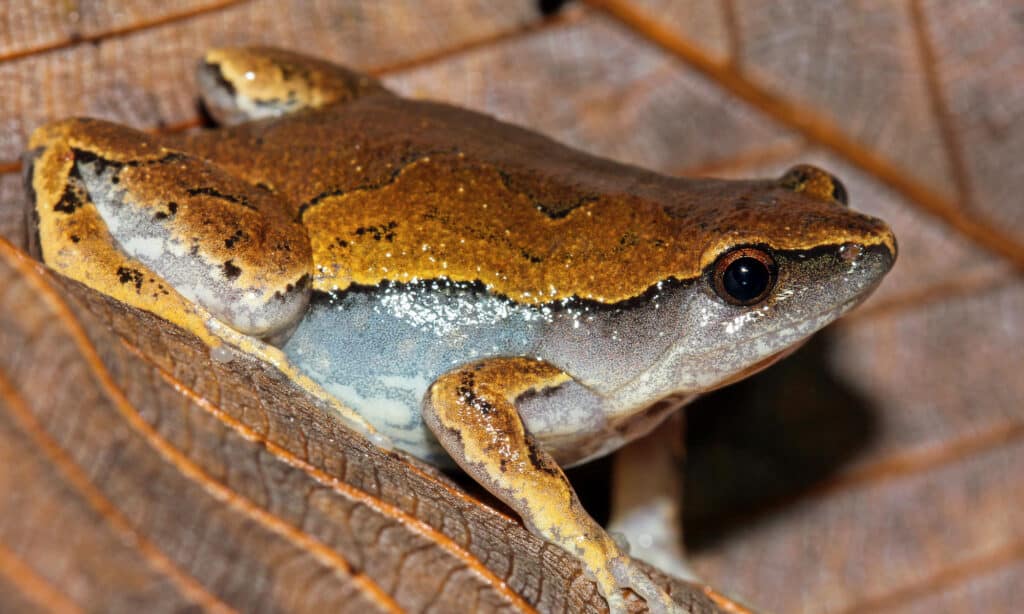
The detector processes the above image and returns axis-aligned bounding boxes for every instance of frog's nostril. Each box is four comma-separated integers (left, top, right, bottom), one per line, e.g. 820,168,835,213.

838,243,864,264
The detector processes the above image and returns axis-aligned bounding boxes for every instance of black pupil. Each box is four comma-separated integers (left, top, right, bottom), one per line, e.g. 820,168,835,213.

723,257,770,302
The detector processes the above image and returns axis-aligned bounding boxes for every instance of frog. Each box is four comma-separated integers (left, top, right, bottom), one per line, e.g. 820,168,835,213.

23,47,896,614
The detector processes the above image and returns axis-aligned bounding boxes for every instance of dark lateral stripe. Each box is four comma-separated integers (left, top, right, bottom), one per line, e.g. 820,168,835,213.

297,147,460,217
308,275,697,312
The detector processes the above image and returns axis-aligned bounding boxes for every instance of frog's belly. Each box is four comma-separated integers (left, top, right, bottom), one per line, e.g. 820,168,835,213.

282,284,548,465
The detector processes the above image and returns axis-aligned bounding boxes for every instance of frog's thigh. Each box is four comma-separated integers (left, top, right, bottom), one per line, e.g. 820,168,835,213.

423,357,686,614
608,414,697,582
28,119,312,340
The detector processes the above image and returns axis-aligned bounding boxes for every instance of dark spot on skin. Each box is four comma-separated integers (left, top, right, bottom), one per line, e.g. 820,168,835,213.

472,394,497,416
154,201,178,220
526,438,561,477
224,229,245,249
116,266,145,290
274,274,311,300
457,372,498,415
222,260,242,280
334,237,349,249
354,220,399,242
70,235,80,243
456,371,478,404
519,249,542,264
272,274,309,300
53,165,86,214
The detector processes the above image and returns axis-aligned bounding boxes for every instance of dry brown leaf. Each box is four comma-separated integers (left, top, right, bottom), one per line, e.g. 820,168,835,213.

0,1,1021,613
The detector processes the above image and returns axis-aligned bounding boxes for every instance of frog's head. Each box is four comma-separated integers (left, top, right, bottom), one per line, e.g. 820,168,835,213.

540,164,895,414
606,164,896,406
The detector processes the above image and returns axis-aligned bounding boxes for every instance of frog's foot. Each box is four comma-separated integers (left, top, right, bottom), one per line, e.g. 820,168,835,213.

611,555,691,614
197,47,393,125
423,357,690,614
27,118,312,340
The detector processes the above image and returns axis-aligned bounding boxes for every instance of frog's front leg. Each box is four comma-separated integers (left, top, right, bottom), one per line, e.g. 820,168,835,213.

423,357,688,614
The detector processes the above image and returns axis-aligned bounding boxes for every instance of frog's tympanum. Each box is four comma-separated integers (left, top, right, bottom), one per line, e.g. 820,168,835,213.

24,48,896,613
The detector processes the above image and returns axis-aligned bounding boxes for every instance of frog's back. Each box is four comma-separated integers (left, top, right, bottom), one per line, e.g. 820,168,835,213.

173,95,891,305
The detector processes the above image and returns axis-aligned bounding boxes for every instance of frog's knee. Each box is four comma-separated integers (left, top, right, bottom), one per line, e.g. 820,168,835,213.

197,47,392,125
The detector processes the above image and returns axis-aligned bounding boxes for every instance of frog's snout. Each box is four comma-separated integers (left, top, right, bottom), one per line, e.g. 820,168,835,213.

844,213,898,276
840,238,897,273
837,234,897,301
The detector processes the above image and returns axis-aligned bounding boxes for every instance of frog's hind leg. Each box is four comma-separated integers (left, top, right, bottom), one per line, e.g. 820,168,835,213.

423,357,689,614
27,118,312,342
197,47,393,125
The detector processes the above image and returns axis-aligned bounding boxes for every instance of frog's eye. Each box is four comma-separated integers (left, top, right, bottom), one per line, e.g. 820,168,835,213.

778,164,848,205
712,247,777,306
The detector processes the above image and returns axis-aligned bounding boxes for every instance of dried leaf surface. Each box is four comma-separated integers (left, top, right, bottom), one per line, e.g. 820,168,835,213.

1,1,1021,612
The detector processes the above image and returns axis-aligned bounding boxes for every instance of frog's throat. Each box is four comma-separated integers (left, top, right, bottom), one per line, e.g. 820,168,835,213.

605,287,874,417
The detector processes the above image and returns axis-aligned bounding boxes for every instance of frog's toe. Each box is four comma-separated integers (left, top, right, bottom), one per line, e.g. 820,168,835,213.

611,557,690,614
197,47,392,125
